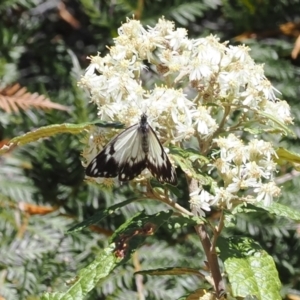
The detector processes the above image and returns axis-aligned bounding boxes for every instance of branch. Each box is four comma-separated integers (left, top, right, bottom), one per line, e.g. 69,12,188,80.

133,252,145,300
145,186,193,216
189,179,225,298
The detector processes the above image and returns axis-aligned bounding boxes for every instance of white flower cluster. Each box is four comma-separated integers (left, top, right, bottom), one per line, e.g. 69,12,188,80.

213,134,281,207
80,18,292,211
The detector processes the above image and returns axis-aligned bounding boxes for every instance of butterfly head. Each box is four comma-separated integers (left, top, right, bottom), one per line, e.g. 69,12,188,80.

140,113,148,124
139,113,149,135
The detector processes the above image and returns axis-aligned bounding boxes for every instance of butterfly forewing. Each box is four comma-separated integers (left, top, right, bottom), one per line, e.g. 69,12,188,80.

85,113,177,185
117,126,147,181
86,124,144,178
146,126,177,185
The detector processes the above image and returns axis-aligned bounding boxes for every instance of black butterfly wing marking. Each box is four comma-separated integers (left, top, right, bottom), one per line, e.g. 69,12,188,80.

86,124,147,181
146,126,178,186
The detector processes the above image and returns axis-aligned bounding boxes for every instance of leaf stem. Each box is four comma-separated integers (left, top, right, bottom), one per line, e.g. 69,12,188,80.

146,187,193,216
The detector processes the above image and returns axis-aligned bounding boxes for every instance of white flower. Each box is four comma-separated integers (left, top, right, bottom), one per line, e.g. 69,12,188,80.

254,182,281,206
214,134,245,163
144,87,195,142
226,174,258,193
225,45,251,63
263,100,293,125
213,187,237,209
189,189,213,217
79,17,287,205
213,158,231,175
165,28,189,51
211,135,280,206
175,122,195,141
193,106,218,138
248,139,277,162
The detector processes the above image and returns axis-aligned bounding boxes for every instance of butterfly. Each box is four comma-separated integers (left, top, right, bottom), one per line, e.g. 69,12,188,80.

86,113,177,185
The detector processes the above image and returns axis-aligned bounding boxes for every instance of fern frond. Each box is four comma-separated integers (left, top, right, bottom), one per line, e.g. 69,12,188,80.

0,84,69,113
169,2,207,26
0,156,36,203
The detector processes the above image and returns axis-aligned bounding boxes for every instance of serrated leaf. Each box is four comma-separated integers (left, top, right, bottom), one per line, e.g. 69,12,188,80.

41,244,119,300
67,197,138,233
232,202,300,222
110,210,173,262
231,203,269,217
0,121,123,154
256,202,300,221
44,210,173,299
136,267,204,277
275,147,300,165
218,237,281,300
110,209,173,243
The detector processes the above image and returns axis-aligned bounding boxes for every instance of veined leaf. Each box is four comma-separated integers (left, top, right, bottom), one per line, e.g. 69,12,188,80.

275,147,300,165
233,202,300,222
43,210,173,300
67,197,139,233
256,202,300,221
218,236,281,300
257,111,294,137
0,121,123,154
136,267,204,277
41,244,119,300
166,214,205,231
110,209,173,242
170,146,212,185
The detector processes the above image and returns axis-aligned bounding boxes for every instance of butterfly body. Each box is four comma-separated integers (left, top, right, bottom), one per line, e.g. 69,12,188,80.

140,114,150,154
86,113,177,185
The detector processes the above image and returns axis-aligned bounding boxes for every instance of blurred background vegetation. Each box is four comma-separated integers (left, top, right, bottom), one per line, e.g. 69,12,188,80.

1,0,300,299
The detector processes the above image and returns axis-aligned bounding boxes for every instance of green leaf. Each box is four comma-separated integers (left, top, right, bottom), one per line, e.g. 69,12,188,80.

257,111,295,137
232,201,300,222
170,146,211,185
275,147,300,165
136,267,204,277
67,197,139,233
109,210,173,262
218,237,281,300
256,202,300,221
43,210,173,299
178,289,217,300
41,244,119,300
0,120,123,154
166,214,205,231
244,126,265,135
110,209,173,243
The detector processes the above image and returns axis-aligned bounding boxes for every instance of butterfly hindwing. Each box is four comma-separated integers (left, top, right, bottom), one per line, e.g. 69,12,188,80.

146,126,177,185
86,150,119,178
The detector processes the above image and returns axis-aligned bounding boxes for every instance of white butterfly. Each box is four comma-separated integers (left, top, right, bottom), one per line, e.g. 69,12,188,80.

86,113,177,185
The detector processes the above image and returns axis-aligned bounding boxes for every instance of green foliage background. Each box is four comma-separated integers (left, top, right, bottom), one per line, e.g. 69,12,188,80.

1,0,300,299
